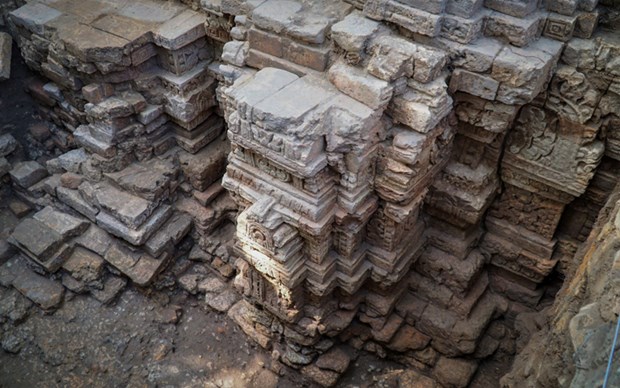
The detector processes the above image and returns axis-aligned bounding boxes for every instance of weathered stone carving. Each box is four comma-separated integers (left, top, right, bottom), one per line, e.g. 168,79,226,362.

3,0,620,386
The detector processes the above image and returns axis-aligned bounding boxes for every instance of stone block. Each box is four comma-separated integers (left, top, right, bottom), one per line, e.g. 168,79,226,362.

56,187,99,222
154,9,206,50
328,62,393,109
222,41,249,67
441,37,503,73
573,10,598,39
251,0,303,36
9,2,62,35
0,32,11,81
74,125,117,158
4,256,64,310
137,105,163,125
492,40,562,105
543,13,577,42
0,134,18,157
53,148,89,173
105,158,177,202
91,276,127,304
248,27,284,57
331,11,380,52
285,39,330,72
449,69,499,100
414,46,448,83
445,0,484,18
315,347,351,373
144,212,193,256
364,0,444,37
440,13,485,44
433,357,478,388
9,219,69,272
96,205,172,246
73,224,113,257
395,0,448,14
82,83,114,104
9,161,48,188
62,247,105,283
484,10,544,47
387,324,431,352
546,0,579,15
32,206,88,239
484,0,538,17
367,35,417,81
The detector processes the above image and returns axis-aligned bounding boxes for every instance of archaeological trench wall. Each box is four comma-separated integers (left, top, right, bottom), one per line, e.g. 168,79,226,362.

1,0,619,386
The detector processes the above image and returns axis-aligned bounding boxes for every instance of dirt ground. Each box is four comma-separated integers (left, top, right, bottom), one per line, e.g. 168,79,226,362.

0,29,508,388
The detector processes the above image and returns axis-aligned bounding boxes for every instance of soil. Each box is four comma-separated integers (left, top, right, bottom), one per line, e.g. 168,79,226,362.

0,28,508,388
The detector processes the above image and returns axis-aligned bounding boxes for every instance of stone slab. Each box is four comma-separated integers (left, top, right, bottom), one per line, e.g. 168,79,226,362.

9,161,48,188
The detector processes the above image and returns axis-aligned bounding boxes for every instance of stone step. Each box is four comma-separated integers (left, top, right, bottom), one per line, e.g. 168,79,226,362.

144,212,193,256
0,255,64,310
74,125,117,158
57,187,99,222
416,247,486,296
32,206,89,240
483,10,545,47
103,241,170,286
96,204,172,246
104,157,178,202
9,161,48,189
9,218,71,273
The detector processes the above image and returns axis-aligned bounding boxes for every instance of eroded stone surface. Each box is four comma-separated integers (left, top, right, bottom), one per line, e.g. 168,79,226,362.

3,0,620,386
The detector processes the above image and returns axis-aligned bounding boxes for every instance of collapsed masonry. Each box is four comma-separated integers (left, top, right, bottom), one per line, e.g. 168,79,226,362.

1,0,619,386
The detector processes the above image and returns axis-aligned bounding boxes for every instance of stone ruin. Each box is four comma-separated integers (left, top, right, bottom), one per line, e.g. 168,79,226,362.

0,0,619,386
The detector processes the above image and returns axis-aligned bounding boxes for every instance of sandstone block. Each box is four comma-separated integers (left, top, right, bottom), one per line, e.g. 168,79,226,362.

573,10,598,39
301,364,340,387
433,357,478,388
57,187,99,222
315,347,351,373
484,11,543,47
154,9,206,50
0,134,18,157
9,2,62,35
82,83,114,104
328,62,393,109
546,0,579,15
414,46,448,83
331,12,380,52
367,36,416,81
446,0,484,17
9,161,48,188
96,205,172,246
4,256,64,310
543,12,577,42
222,41,249,67
364,0,444,37
32,206,88,240
449,69,499,100
387,324,431,352
440,13,484,44
62,247,105,284
484,0,538,17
